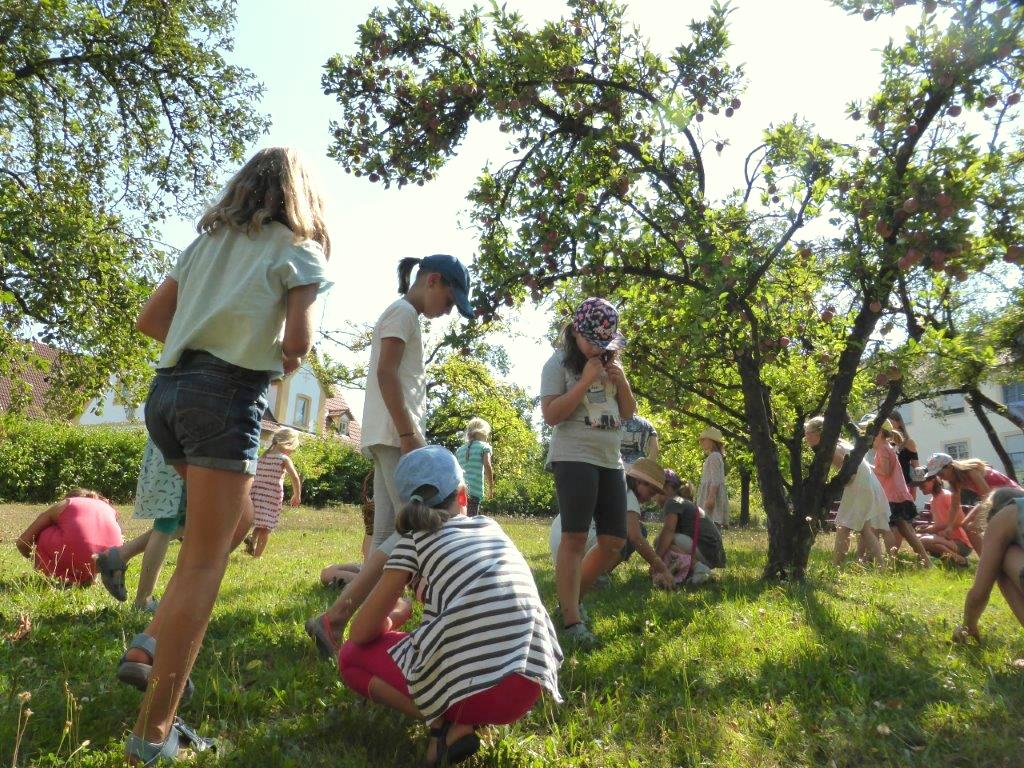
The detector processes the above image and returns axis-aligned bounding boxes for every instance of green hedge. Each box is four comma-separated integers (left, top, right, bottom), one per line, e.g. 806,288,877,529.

481,464,555,518
290,436,372,507
0,417,146,502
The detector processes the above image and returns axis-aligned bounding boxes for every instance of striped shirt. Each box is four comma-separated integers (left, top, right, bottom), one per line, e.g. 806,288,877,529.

455,440,492,500
251,452,287,529
386,515,563,721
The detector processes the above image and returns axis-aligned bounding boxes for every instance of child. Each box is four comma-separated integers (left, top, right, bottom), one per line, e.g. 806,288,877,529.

306,254,474,658
247,427,302,557
654,479,727,586
619,413,659,466
123,146,332,764
803,417,888,566
542,297,637,649
696,427,729,528
888,409,920,498
454,417,493,516
953,488,1024,644
17,489,122,585
924,453,1022,552
912,468,973,566
859,415,931,566
95,438,187,610
339,446,562,766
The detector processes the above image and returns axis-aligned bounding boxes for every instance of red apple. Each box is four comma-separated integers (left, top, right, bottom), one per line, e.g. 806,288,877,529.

875,372,889,387
870,300,883,313
935,191,952,207
947,105,962,117
1008,93,1021,106
984,94,999,109
863,9,875,21
902,197,919,213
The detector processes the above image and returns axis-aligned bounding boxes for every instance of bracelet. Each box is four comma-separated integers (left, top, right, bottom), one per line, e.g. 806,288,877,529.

399,432,414,438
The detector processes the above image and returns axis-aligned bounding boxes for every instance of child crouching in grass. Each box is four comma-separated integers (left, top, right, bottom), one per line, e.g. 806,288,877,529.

339,446,562,766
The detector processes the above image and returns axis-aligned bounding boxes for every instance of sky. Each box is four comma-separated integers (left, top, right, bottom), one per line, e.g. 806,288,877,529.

160,0,920,420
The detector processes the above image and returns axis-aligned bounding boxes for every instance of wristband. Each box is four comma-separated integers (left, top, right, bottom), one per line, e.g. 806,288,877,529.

399,432,414,438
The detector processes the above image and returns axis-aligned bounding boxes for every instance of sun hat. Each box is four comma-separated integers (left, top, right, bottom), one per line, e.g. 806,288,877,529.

572,297,627,351
856,413,894,433
698,426,724,444
923,452,953,479
395,445,465,507
626,457,666,488
419,254,474,319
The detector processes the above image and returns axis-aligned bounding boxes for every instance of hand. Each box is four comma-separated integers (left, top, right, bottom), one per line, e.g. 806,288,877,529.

653,570,675,590
400,433,425,455
290,493,301,507
283,354,302,375
16,537,32,558
580,356,605,386
604,358,628,388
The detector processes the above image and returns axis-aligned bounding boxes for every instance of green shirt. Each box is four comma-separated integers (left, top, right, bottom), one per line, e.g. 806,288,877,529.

160,223,331,377
455,440,492,499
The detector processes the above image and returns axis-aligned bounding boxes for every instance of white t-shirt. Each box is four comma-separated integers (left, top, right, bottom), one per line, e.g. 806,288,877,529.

360,298,425,454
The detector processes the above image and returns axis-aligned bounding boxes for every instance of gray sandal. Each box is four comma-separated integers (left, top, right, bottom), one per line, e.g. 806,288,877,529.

117,633,194,705
95,547,128,602
305,613,339,660
125,717,214,765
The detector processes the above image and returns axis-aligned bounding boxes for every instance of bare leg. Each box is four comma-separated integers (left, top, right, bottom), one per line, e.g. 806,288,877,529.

897,519,932,567
131,466,251,744
361,534,372,562
555,532,587,626
880,527,898,557
997,546,1024,629
967,529,984,556
252,527,271,558
579,535,627,598
833,526,852,565
323,547,389,636
119,529,154,562
859,525,885,567
133,530,175,608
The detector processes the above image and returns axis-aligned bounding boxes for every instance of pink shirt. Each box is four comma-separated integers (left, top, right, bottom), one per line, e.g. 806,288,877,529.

872,441,914,503
35,497,123,585
964,468,1022,495
928,490,971,548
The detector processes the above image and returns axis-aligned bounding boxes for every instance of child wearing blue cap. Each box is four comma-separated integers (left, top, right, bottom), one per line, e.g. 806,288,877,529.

306,255,474,657
339,445,563,767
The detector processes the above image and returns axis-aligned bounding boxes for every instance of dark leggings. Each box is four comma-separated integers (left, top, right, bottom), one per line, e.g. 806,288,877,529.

552,461,627,538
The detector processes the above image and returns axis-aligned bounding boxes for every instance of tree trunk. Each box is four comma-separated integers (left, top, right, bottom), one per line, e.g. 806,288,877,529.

735,352,813,579
739,466,751,526
968,387,1019,483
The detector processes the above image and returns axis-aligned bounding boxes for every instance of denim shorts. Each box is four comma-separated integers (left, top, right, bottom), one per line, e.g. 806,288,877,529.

145,351,270,475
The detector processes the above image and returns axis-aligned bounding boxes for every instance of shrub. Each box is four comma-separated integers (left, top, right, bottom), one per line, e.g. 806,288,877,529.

291,437,372,507
481,463,555,518
0,416,146,502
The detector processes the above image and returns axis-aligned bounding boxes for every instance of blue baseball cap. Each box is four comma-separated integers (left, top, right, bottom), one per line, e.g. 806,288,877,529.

419,254,474,320
395,445,465,507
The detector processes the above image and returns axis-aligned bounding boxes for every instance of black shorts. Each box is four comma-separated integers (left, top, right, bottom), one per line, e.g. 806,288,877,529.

552,461,627,540
620,522,648,561
888,500,917,525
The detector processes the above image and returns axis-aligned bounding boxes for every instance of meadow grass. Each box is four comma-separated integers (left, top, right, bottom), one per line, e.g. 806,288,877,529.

1,503,1022,767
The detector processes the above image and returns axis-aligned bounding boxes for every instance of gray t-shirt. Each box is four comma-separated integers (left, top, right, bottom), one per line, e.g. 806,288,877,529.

540,350,622,470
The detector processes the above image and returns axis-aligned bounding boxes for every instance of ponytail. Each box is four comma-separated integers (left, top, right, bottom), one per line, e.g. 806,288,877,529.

397,257,421,294
396,484,459,534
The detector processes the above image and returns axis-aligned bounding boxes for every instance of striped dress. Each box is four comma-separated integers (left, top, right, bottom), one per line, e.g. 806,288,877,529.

386,515,563,722
455,440,492,501
251,452,287,530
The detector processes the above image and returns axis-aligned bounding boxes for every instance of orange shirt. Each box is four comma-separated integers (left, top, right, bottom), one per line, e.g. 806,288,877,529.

928,490,971,548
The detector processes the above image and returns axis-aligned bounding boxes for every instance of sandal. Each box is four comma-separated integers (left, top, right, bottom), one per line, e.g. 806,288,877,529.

305,613,339,660
424,721,481,767
125,717,214,766
117,633,194,705
95,547,128,602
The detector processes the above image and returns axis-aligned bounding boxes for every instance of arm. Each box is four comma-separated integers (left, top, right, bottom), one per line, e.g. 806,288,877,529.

377,337,424,453
16,500,69,558
136,278,178,342
654,512,680,558
281,283,319,374
483,451,494,499
282,455,302,506
348,567,412,644
626,511,673,587
541,357,604,426
958,510,1016,639
646,434,659,462
960,470,991,529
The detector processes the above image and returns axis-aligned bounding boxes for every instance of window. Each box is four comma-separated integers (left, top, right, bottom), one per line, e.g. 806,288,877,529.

294,395,311,429
1006,433,1024,475
1005,383,1024,420
338,414,350,436
944,440,969,460
938,393,965,415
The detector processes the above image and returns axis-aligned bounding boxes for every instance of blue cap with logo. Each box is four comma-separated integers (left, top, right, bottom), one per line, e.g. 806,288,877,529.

419,254,474,320
395,445,465,507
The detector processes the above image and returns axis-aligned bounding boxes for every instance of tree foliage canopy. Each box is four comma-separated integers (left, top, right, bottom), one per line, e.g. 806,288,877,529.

0,0,266,417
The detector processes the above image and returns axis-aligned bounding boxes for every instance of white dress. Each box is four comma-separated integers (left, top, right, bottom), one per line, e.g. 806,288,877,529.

835,449,891,532
697,452,729,527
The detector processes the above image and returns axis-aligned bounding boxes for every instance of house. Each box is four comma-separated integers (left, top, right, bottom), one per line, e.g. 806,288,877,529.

5,342,360,446
891,380,1024,477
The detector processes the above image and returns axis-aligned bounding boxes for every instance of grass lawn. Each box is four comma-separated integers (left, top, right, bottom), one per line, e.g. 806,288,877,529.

1,502,1023,767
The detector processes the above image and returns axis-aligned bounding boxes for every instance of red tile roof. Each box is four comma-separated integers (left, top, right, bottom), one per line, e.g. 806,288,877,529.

0,341,63,419
323,392,361,446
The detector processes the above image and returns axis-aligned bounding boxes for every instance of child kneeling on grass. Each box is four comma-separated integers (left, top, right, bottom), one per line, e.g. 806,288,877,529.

339,446,563,767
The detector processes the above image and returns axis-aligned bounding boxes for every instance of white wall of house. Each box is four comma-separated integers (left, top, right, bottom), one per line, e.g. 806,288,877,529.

76,383,142,425
895,380,1024,476
279,365,322,433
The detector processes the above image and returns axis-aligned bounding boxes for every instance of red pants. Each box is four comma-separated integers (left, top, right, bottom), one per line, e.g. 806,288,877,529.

339,632,542,725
